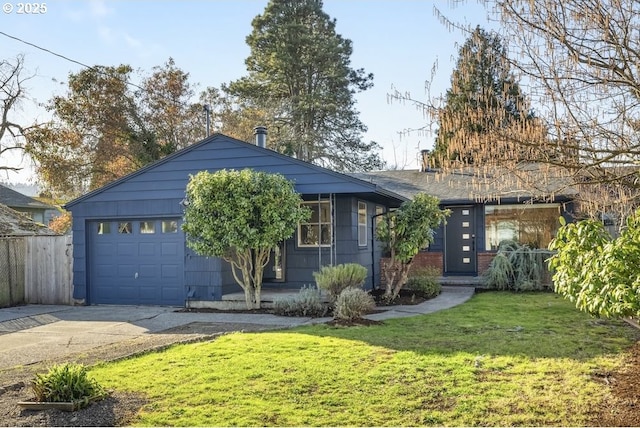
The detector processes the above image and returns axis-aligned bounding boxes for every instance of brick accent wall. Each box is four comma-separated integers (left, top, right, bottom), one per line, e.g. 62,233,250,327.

380,252,443,284
411,252,444,275
477,253,496,275
381,251,497,282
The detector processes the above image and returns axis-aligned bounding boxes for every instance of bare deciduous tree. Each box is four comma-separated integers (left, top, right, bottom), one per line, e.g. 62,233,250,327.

393,1,640,227
0,54,33,175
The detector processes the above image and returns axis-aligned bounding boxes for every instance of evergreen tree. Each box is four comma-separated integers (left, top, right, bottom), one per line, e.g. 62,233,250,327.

433,26,536,166
228,0,383,172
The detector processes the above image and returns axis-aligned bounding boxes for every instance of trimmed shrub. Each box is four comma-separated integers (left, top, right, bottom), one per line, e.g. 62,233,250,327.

405,267,442,298
313,263,368,302
32,363,107,403
334,287,376,320
273,285,328,317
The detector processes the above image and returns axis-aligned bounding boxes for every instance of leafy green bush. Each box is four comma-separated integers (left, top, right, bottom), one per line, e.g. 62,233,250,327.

549,213,640,318
32,363,107,403
405,267,442,298
313,263,368,302
273,285,328,317
334,288,376,320
483,240,553,291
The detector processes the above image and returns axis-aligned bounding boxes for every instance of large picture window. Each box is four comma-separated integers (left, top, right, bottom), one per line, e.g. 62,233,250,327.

485,204,561,250
298,201,332,247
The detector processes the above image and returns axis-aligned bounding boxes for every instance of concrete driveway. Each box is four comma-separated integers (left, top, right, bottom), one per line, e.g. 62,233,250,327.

0,305,314,372
0,286,474,378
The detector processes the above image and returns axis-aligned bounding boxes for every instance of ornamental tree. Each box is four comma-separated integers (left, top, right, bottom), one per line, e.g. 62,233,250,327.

549,212,640,318
182,169,310,309
377,193,449,300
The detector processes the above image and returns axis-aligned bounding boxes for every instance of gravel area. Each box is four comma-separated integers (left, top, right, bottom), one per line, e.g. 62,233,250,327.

0,322,280,427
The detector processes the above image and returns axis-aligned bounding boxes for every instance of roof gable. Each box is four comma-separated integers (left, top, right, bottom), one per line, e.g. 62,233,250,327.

66,133,406,208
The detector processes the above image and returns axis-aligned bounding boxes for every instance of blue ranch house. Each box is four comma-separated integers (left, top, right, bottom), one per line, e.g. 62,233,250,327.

65,130,407,307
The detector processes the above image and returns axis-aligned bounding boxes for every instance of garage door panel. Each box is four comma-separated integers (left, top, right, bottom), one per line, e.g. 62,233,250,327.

161,287,181,301
95,264,115,278
139,242,156,256
95,243,114,257
138,264,158,278
161,242,178,256
117,243,136,256
118,264,136,278
89,218,184,306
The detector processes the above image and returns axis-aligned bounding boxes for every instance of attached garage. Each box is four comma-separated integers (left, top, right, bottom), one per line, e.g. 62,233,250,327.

88,218,184,305
65,132,406,307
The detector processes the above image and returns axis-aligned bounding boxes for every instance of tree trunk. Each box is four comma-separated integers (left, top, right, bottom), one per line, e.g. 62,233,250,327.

391,263,412,300
382,258,398,298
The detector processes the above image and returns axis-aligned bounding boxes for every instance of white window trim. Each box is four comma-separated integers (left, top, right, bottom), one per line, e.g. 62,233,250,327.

358,201,367,247
298,200,332,248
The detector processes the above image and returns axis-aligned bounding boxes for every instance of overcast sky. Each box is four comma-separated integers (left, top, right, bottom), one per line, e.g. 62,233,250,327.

1,0,491,183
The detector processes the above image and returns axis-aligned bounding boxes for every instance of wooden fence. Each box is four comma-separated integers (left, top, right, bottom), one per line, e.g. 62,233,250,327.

0,235,73,307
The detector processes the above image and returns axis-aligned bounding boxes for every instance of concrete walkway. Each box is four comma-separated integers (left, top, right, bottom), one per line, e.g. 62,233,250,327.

0,286,474,372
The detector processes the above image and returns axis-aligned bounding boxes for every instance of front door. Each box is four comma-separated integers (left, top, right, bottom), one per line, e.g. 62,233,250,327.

444,206,477,275
263,241,285,282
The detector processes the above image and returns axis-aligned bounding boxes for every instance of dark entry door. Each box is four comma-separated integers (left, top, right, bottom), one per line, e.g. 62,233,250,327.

444,206,477,275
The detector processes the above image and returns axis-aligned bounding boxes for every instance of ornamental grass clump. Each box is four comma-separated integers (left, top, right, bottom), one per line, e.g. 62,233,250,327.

334,287,376,320
31,363,107,403
313,263,368,302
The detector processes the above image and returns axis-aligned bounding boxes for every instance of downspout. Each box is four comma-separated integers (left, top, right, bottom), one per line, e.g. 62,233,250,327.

330,193,335,266
371,210,387,291
318,193,322,270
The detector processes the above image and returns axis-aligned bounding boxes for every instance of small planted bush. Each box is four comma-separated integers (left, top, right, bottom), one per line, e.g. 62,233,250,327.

313,263,368,302
483,240,553,291
273,285,328,317
334,287,376,320
405,267,442,298
31,363,107,403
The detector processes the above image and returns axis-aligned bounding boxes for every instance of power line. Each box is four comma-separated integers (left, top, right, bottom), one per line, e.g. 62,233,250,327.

0,30,97,72
0,30,180,98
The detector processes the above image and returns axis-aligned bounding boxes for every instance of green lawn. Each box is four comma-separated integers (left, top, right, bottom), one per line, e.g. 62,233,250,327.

90,292,639,426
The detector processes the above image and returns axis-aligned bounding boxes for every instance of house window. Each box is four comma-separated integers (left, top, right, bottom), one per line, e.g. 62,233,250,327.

118,222,132,234
162,220,178,233
358,201,367,247
140,221,155,234
298,201,331,247
97,222,111,234
485,204,561,250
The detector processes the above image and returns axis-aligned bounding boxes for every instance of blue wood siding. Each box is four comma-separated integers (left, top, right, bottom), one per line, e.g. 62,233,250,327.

66,135,406,305
184,246,223,302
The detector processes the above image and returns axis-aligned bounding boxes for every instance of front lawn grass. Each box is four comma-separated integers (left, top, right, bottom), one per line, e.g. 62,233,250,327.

90,292,639,426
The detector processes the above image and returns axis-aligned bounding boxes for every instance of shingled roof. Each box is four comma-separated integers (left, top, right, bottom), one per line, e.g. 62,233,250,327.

0,203,56,236
352,165,578,204
0,184,52,210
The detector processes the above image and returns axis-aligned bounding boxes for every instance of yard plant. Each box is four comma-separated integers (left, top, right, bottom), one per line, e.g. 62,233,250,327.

32,363,107,403
90,292,638,426
377,193,449,300
312,263,368,302
483,240,553,291
549,212,640,318
182,169,310,309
